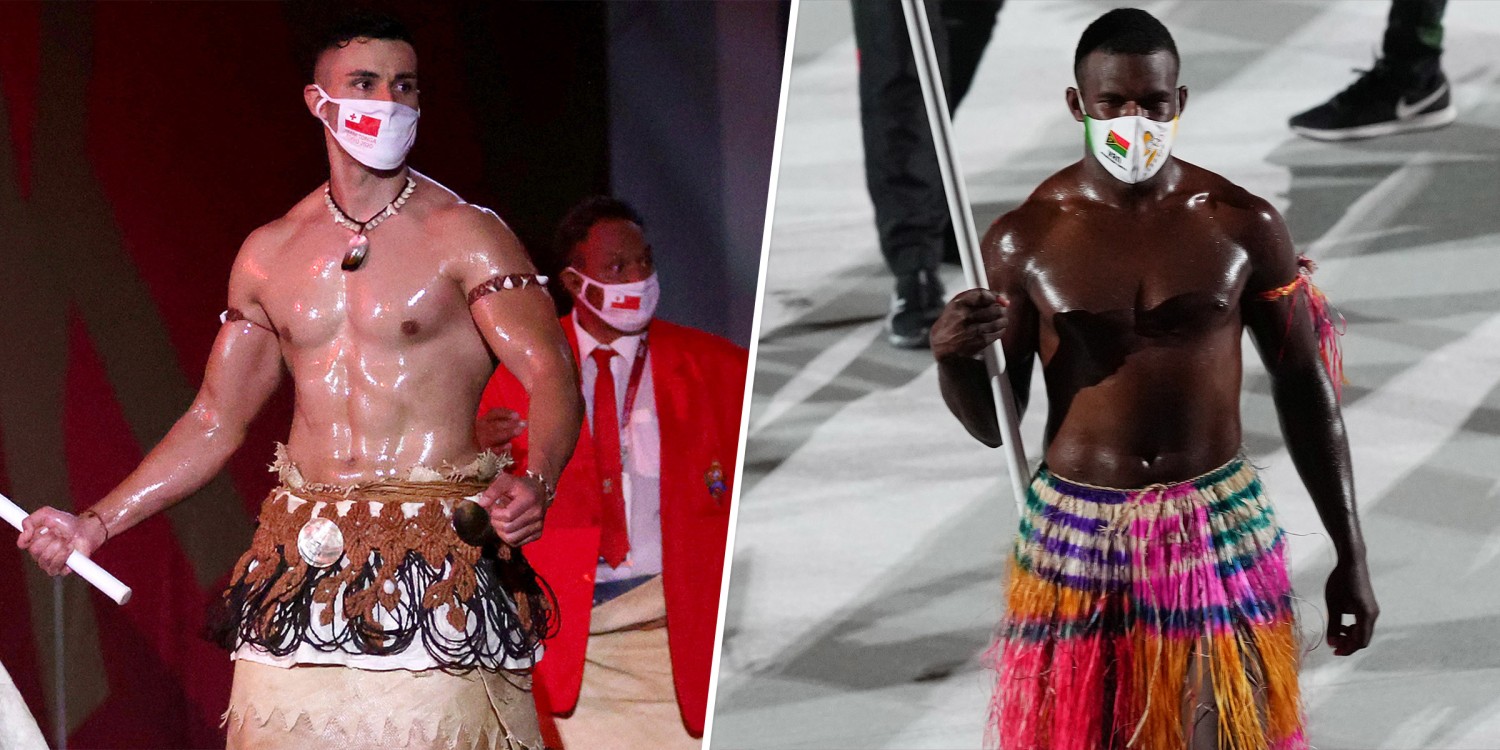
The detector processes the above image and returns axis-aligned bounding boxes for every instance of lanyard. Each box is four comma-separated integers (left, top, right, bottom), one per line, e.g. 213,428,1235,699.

602,338,650,433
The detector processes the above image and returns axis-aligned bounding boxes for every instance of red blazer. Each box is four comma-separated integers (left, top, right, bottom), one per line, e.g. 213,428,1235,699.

478,316,746,737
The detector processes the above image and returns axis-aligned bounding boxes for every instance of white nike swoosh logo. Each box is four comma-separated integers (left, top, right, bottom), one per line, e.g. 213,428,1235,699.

1395,81,1448,120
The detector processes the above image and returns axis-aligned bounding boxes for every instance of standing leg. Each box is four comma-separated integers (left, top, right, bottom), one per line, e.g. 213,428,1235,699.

1383,0,1448,71
853,0,949,348
937,0,1002,112
1288,0,1454,141
1185,637,1221,750
853,0,1002,348
934,0,1002,267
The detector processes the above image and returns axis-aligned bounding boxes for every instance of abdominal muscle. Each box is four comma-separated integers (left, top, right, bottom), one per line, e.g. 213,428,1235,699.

279,324,496,485
1040,332,1247,489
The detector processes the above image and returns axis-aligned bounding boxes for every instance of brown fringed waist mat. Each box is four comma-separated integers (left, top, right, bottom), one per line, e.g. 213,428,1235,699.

206,460,556,672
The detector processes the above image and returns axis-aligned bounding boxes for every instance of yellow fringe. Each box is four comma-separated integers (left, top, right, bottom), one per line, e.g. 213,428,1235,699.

1211,632,1266,750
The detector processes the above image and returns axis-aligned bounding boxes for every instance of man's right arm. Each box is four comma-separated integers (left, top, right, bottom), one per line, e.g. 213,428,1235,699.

18,237,285,575
930,213,1039,447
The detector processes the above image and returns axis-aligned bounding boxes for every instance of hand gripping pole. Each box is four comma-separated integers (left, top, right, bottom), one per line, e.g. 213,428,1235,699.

0,494,132,605
900,0,1030,515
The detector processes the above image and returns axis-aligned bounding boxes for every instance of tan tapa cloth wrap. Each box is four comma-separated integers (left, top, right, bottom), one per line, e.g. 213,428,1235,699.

214,447,551,749
553,577,700,750
225,660,542,750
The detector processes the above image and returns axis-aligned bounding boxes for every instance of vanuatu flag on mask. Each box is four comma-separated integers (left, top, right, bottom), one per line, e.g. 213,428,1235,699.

1105,129,1130,157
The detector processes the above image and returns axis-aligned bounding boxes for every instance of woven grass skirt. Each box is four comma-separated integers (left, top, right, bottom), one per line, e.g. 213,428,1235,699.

989,457,1306,750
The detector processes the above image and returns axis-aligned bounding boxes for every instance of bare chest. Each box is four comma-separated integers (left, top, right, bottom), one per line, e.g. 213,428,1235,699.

1030,217,1250,339
259,227,466,352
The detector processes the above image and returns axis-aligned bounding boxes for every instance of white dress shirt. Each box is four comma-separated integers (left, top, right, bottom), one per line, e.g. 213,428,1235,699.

574,312,663,583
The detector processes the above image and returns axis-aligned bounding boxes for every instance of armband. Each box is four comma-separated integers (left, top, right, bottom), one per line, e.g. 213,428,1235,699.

220,308,276,334
466,274,550,306
1258,255,1347,398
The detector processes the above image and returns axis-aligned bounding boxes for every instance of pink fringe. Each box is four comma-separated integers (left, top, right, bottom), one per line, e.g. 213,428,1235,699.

990,460,1307,750
1259,255,1348,399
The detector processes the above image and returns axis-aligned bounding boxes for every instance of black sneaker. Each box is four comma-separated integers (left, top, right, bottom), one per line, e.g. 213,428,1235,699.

886,268,944,349
1289,59,1456,141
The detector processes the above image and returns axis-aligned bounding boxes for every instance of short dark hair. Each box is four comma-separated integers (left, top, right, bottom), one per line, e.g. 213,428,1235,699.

305,9,414,83
1074,8,1178,78
554,196,646,266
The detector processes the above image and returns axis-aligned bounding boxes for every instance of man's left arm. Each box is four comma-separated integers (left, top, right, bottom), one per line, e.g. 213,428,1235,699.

1240,199,1377,655
449,205,583,547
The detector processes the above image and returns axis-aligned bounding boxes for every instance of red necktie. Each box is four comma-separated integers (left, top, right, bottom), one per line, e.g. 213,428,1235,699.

591,347,630,567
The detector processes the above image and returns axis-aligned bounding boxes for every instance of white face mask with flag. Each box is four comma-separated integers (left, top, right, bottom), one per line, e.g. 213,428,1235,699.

1084,114,1178,184
569,268,660,333
313,85,419,171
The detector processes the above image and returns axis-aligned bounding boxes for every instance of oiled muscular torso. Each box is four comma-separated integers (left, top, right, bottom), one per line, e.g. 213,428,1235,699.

1004,162,1267,487
240,176,501,484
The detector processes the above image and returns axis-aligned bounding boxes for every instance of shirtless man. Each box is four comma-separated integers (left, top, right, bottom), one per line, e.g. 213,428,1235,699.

16,14,580,749
931,9,1376,749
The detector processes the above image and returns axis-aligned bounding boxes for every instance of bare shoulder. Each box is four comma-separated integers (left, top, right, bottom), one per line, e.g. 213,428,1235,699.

1187,161,1294,263
435,202,532,269
433,201,516,245
224,212,303,325
410,179,535,285
1177,160,1298,286
1177,161,1285,233
982,165,1081,277
229,211,300,293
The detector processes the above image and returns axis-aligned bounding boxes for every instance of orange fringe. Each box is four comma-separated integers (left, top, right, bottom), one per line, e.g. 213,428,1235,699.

992,461,1308,750
1258,255,1348,399
994,563,1306,750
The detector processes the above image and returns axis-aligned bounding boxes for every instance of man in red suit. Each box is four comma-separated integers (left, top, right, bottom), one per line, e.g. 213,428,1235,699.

477,196,746,748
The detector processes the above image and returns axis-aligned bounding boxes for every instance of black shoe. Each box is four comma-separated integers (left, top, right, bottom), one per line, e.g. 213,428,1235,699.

1289,58,1456,141
886,269,944,349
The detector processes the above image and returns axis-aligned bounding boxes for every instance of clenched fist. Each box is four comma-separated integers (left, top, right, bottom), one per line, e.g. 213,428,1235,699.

474,472,548,548
930,289,1011,362
17,507,107,577
1325,559,1379,656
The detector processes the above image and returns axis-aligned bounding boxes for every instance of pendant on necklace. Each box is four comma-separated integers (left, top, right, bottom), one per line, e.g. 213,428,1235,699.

342,234,370,271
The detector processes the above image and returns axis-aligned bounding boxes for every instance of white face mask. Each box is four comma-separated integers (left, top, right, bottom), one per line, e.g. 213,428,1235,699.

568,268,660,334
313,85,419,171
1084,114,1178,184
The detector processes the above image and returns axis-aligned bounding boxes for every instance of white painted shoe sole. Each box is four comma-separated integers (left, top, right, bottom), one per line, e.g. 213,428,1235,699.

1290,104,1458,142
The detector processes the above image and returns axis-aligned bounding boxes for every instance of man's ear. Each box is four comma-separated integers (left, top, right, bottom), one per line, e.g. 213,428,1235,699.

560,267,585,298
1065,87,1085,123
305,84,333,124
1176,85,1189,117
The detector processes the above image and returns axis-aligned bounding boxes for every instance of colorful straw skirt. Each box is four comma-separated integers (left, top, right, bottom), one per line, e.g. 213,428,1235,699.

989,457,1305,750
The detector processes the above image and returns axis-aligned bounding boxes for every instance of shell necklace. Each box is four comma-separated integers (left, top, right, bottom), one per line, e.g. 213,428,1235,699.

324,176,417,271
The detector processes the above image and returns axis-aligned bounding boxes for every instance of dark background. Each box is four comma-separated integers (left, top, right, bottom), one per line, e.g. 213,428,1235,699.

0,1,784,747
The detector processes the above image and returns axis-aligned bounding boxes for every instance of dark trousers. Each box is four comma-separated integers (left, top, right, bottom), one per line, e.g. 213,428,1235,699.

1384,0,1447,65
853,0,1002,277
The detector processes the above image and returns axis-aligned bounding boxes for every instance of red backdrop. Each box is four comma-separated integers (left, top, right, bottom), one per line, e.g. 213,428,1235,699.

0,2,608,747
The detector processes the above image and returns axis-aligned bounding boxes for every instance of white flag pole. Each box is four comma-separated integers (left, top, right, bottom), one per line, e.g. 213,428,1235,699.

900,0,1030,515
0,494,132,605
